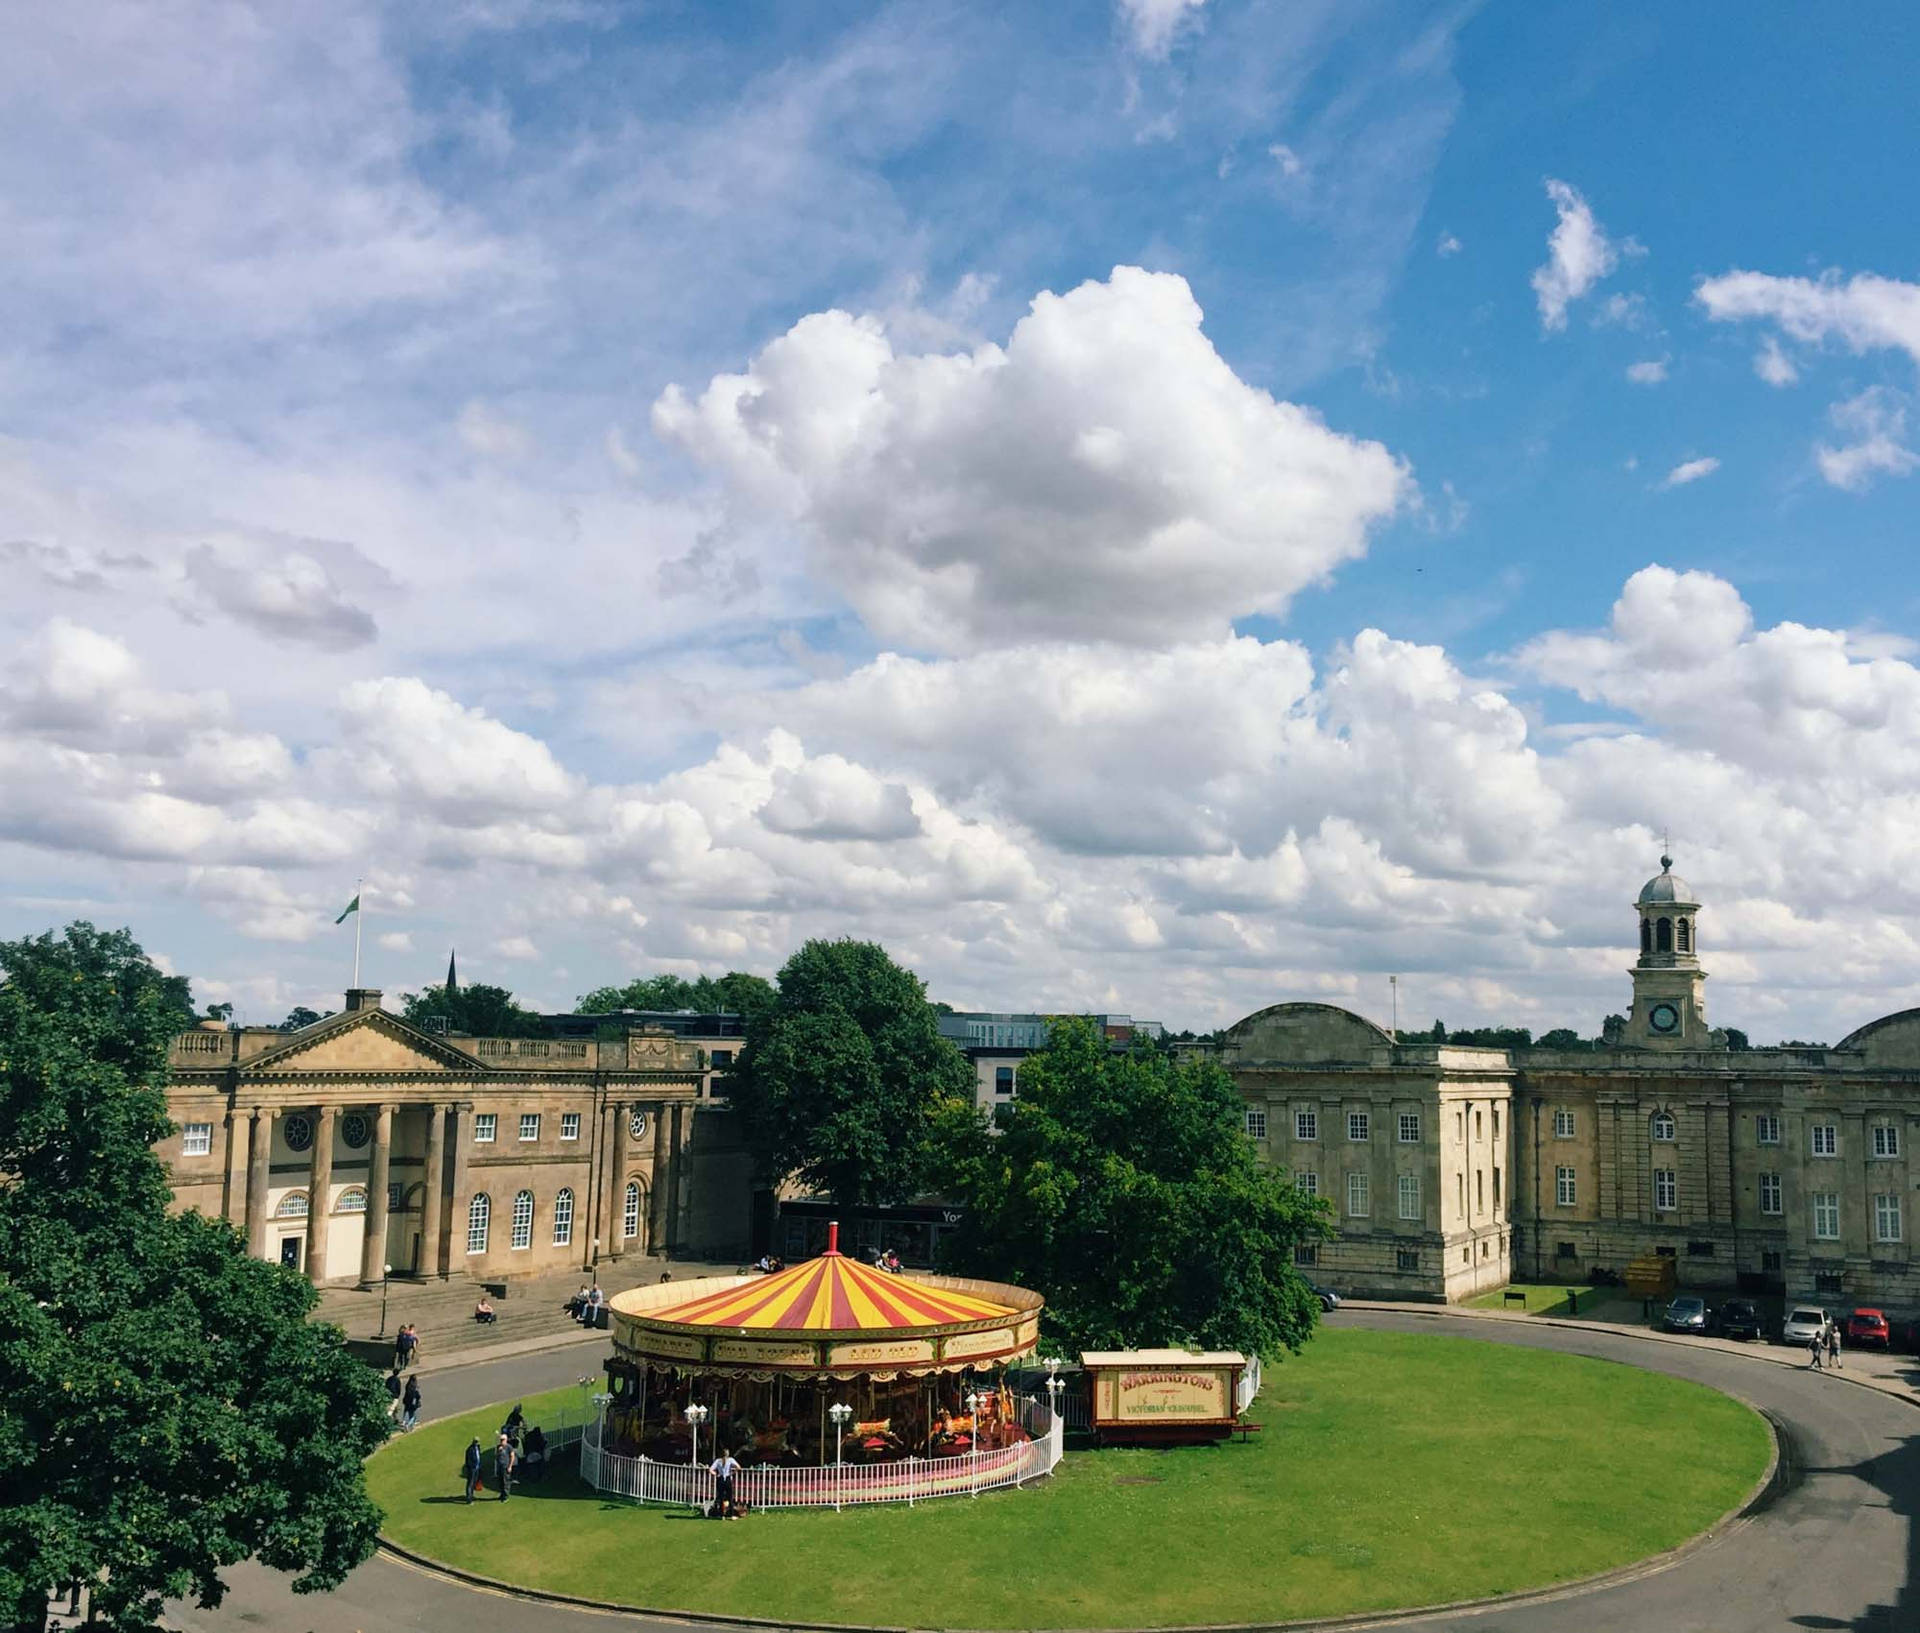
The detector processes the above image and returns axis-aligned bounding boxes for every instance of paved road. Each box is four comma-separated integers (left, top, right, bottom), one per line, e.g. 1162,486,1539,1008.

165,1311,1917,1632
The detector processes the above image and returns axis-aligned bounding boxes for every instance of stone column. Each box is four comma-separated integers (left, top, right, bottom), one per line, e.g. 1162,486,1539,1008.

448,1101,473,1271
305,1106,336,1283
676,1103,695,1253
245,1107,270,1258
605,1102,629,1260
667,1101,686,1253
651,1101,671,1251
421,1103,447,1279
359,1103,395,1288
222,1107,247,1226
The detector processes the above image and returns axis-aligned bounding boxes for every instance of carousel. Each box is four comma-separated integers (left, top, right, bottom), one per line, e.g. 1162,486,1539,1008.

584,1224,1063,1508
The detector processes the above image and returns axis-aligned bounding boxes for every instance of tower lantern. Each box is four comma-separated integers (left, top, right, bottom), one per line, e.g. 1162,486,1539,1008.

1628,851,1706,1047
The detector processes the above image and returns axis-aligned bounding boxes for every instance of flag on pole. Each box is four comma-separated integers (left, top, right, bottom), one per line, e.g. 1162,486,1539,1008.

335,893,361,925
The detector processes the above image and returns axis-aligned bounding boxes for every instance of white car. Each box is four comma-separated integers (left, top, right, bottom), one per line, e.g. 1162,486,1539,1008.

1782,1306,1829,1346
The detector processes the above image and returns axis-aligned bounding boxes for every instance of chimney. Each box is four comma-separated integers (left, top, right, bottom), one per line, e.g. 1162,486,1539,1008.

344,988,384,1014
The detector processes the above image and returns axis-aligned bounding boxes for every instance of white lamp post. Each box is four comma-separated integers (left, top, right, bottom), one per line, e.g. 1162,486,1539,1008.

685,1402,709,1511
828,1402,853,1509
378,1262,393,1338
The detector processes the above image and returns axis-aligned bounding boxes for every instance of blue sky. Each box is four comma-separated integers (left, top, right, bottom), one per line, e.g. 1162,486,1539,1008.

4,1,1920,1041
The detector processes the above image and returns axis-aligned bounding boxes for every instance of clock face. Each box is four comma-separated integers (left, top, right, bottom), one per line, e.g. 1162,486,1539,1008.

1648,1002,1680,1035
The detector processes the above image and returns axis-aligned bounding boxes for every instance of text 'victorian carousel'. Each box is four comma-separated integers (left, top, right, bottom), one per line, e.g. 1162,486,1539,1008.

582,1223,1065,1508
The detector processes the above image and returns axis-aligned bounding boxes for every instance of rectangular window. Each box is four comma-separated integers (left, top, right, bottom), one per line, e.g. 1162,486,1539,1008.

1294,1244,1317,1267
1553,1108,1575,1139
1295,1109,1318,1142
1761,1248,1782,1273
560,1112,581,1141
1875,1193,1902,1243
1455,1110,1464,1141
1346,1172,1370,1218
709,1048,734,1069
388,1182,404,1213
1348,1111,1370,1142
1755,1113,1780,1145
1398,1113,1421,1144
996,1066,1016,1097
1475,1169,1484,1209
1457,1172,1466,1215
1396,1249,1419,1272
519,1113,540,1142
1245,1108,1268,1139
1873,1123,1900,1158
473,1113,496,1144
1295,1170,1318,1197
181,1122,213,1156
1397,1174,1421,1220
1556,1165,1577,1207
1556,1240,1578,1260
1493,1108,1501,1140
553,1189,574,1247
1654,1168,1677,1212
1687,1240,1715,1257
1493,1167,1502,1208
1759,1172,1782,1214
1812,1192,1840,1240
1811,1123,1837,1157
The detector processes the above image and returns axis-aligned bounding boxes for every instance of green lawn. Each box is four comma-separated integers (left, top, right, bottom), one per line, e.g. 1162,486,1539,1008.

368,1329,1770,1628
1467,1282,1598,1316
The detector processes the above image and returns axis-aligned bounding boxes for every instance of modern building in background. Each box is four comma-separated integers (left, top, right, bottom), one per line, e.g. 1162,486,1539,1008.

938,1010,1165,1114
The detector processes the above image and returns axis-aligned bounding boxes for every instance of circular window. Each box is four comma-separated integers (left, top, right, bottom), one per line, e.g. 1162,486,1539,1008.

341,1112,371,1150
629,1109,649,1142
282,1113,314,1153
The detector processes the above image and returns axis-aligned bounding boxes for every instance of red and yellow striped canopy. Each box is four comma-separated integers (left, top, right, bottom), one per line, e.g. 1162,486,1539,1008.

654,1247,1016,1334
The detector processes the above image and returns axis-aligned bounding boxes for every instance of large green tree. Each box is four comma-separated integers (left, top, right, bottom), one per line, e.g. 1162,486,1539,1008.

934,1018,1331,1359
400,980,546,1037
575,971,775,1017
0,924,390,1632
728,941,971,1207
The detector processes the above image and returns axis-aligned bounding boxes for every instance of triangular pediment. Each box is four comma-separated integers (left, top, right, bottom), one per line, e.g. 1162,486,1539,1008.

243,1009,487,1076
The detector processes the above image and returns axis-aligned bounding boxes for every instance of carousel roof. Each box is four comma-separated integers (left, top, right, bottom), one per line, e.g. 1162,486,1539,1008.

652,1241,1017,1333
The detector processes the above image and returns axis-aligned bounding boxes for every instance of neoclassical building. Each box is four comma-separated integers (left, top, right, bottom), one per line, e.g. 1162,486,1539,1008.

1226,857,1920,1314
159,988,754,1285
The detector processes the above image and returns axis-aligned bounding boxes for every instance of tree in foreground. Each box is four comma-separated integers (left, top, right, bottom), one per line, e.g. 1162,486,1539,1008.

935,1017,1332,1358
0,924,390,1632
727,940,972,1208
575,971,775,1018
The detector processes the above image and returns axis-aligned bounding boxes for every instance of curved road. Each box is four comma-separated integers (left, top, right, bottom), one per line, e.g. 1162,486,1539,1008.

165,1311,1918,1632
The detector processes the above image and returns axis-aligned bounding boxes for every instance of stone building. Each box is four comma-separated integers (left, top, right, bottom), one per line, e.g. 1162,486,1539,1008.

159,988,753,1286
1227,856,1920,1317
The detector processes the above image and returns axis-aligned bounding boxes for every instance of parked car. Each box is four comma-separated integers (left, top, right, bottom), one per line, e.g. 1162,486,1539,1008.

1845,1308,1892,1349
1662,1295,1711,1334
1782,1306,1830,1346
1311,1284,1342,1312
1717,1299,1762,1340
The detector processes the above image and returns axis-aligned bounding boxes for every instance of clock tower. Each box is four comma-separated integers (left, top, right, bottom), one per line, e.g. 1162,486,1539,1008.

1627,854,1706,1047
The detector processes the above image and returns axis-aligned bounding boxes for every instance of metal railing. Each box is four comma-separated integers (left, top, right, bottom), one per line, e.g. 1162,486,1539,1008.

580,1393,1063,1509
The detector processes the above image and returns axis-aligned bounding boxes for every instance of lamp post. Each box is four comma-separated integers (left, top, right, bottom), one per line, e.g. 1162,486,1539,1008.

829,1402,853,1510
377,1263,392,1339
966,1389,984,1497
1044,1355,1064,1430
684,1402,709,1511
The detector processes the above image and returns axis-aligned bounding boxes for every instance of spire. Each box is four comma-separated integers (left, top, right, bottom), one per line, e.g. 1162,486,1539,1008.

446,948,458,994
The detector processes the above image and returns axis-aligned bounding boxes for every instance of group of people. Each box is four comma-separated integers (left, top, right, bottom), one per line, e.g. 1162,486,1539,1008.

750,1255,787,1274
385,1368,422,1431
1807,1321,1845,1370
871,1247,904,1275
463,1403,550,1503
392,1322,420,1369
564,1283,606,1322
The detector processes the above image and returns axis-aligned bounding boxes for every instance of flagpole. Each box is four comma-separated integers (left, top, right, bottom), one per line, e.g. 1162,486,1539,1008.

352,875,365,989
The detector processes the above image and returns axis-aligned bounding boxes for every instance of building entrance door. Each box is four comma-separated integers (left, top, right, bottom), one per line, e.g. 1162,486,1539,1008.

279,1235,304,1271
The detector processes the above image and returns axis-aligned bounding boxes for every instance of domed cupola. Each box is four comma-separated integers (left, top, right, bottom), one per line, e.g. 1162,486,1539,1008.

1627,852,1707,1047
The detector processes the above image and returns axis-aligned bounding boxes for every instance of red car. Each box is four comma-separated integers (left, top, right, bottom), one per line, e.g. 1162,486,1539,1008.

1845,1308,1892,1348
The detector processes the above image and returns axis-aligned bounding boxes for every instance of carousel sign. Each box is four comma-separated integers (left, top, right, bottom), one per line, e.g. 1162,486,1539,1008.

1081,1349,1248,1444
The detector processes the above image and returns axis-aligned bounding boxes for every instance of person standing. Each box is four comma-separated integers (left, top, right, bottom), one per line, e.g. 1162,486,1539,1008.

1827,1321,1842,1370
495,1431,516,1501
402,1374,422,1431
385,1367,405,1421
710,1448,742,1519
397,1323,418,1369
462,1436,484,1504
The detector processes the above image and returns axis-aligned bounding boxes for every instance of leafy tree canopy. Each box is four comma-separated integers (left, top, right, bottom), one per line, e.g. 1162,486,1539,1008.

1722,1027,1751,1051
0,924,389,1631
574,971,775,1017
933,1018,1332,1360
400,981,546,1038
728,940,971,1207
278,1006,326,1032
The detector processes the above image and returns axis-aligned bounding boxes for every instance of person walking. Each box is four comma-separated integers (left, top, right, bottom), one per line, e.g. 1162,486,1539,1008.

396,1322,418,1369
462,1436,484,1504
402,1374,422,1431
1827,1321,1843,1370
1808,1329,1824,1369
495,1431,516,1501
385,1367,405,1421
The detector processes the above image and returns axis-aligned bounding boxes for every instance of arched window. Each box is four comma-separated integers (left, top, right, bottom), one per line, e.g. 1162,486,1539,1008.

623,1179,642,1241
467,1193,490,1255
275,1190,310,1219
336,1186,368,1214
1656,917,1673,953
553,1187,574,1247
511,1189,535,1250
1677,917,1691,953
1640,918,1652,954
1651,1110,1676,1142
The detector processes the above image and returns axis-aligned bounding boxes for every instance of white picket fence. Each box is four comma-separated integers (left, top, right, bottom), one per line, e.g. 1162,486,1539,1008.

580,1393,1064,1509
1236,1353,1263,1415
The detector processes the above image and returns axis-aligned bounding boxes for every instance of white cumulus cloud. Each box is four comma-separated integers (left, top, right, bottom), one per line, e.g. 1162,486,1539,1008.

1696,268,1920,368
1117,0,1207,58
1816,388,1918,492
1661,456,1720,489
1532,179,1620,331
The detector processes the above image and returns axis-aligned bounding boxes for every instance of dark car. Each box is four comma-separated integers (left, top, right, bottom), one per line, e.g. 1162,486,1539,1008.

1311,1284,1342,1312
1662,1295,1710,1334
1716,1299,1762,1340
1846,1308,1892,1349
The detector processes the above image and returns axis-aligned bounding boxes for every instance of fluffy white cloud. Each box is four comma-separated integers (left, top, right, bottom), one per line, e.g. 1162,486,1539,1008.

1816,388,1918,492
1531,179,1619,331
1118,0,1207,57
1754,336,1799,387
1625,358,1668,385
1660,456,1719,488
1696,268,1920,368
654,267,1410,652
180,536,384,650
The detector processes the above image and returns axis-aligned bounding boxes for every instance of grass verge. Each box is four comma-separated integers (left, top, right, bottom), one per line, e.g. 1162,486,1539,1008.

367,1328,1770,1629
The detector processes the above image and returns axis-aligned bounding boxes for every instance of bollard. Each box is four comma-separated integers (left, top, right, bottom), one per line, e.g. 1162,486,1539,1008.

1567,1289,1578,1316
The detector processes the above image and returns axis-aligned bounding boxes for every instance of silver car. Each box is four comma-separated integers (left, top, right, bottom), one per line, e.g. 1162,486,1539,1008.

1782,1306,1829,1346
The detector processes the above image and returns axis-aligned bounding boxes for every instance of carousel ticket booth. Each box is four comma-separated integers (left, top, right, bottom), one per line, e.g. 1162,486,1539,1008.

1081,1350,1255,1445
588,1223,1064,1508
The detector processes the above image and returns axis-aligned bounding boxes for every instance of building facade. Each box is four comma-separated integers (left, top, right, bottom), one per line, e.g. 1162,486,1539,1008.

1227,857,1920,1317
160,988,754,1286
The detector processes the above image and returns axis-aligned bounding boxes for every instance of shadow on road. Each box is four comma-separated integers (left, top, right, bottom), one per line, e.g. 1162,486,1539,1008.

1790,1428,1920,1631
